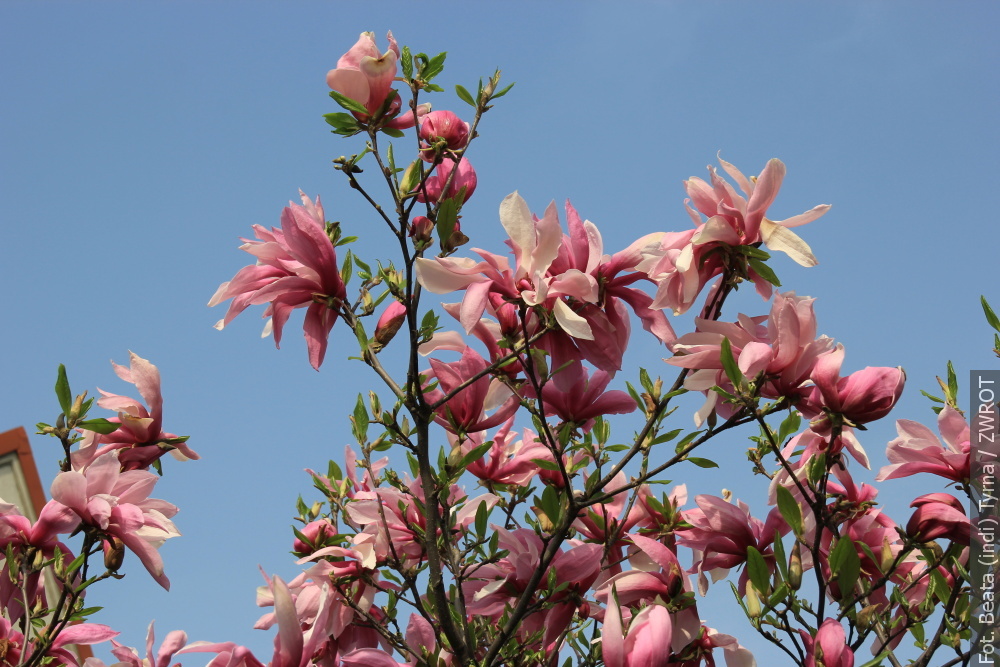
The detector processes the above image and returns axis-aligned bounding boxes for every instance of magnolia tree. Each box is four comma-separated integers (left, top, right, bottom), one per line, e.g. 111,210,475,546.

1,30,980,667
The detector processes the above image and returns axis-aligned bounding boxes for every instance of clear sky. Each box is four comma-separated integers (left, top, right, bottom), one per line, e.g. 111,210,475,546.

1,2,997,663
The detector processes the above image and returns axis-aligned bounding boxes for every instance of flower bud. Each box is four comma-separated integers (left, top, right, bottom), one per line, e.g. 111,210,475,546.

745,582,762,619
104,537,125,572
68,391,87,423
789,541,803,590
374,301,408,348
418,110,470,159
409,215,434,245
293,519,338,556
417,158,477,204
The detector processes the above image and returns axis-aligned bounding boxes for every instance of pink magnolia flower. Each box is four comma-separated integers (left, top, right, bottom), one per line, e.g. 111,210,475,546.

460,419,550,487
50,451,180,589
416,157,478,204
595,534,686,609
601,601,673,667
102,622,187,667
2,617,118,667
907,493,970,545
668,292,836,425
876,404,970,483
800,619,854,667
423,346,520,436
529,359,636,427
0,501,80,623
75,352,197,471
802,344,905,430
648,157,829,313
325,31,426,130
209,192,347,370
463,528,602,657
676,495,786,595
416,193,672,372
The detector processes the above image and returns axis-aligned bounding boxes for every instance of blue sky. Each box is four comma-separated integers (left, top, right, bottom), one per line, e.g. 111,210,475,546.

1,2,997,663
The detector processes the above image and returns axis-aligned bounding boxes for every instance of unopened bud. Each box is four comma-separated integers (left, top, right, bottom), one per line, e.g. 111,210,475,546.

68,391,87,423
104,537,125,572
857,604,880,630
789,541,803,590
533,508,554,533
409,215,434,245
745,582,762,619
373,301,408,348
880,537,895,573
399,160,421,196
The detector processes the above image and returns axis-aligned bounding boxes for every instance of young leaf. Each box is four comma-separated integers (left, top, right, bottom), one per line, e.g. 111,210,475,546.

328,90,370,117
77,419,120,435
455,84,477,108
55,364,72,414
983,295,1000,332
745,546,770,595
747,257,781,287
719,337,744,390
775,485,803,537
686,457,719,469
400,45,413,81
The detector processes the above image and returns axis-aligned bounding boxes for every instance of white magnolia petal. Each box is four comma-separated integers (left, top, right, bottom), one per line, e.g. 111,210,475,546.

760,220,818,267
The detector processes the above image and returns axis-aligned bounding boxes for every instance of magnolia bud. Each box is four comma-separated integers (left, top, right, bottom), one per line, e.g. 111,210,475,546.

745,582,762,619
409,215,434,245
104,537,125,572
789,541,803,590
374,301,408,348
68,391,87,423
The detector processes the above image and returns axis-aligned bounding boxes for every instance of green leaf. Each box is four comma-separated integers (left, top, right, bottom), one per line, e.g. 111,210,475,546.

775,485,803,537
420,51,447,82
76,418,119,435
475,499,489,537
858,651,892,667
381,127,405,138
946,360,958,400
328,90,370,116
686,457,718,469
354,255,372,280
400,46,413,80
739,245,771,260
983,295,1000,332
777,410,802,444
829,537,861,599
719,337,743,389
323,112,359,131
352,394,369,442
457,441,493,472
435,196,460,242
492,82,515,99
340,250,354,286
455,84,476,108
55,364,72,414
745,546,770,594
747,257,781,287
919,389,944,404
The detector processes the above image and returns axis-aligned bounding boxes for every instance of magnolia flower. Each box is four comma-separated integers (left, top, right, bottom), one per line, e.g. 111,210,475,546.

75,352,197,471
601,602,673,667
800,619,854,667
876,404,970,483
802,345,905,431
648,157,828,313
50,451,180,589
907,493,970,545
209,192,346,370
325,31,426,129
